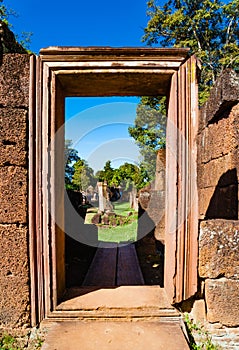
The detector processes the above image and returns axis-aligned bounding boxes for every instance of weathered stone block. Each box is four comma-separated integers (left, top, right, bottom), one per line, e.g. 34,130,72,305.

0,108,27,142
154,213,165,241
198,173,238,220
199,220,239,279
91,213,101,225
197,151,237,189
199,69,239,130
205,278,239,326
190,299,206,324
0,54,30,107
138,186,151,211
0,277,30,328
0,166,27,223
205,323,239,350
0,224,30,328
0,108,27,165
198,187,215,219
155,149,166,191
0,224,29,277
198,112,238,164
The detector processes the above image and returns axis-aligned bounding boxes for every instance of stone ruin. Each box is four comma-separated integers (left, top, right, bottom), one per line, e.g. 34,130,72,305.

0,22,239,348
195,70,239,347
127,71,239,348
0,22,31,333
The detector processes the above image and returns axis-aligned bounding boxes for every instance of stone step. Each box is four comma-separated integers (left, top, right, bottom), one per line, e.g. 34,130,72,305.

41,320,190,350
56,286,180,320
43,243,190,349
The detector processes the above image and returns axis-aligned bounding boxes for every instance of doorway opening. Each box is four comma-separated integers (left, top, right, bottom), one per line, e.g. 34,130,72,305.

29,47,199,325
63,96,166,299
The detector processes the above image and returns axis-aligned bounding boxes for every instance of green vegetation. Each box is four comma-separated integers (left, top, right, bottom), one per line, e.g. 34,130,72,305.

98,219,137,243
0,332,43,349
96,160,149,190
113,201,134,216
128,99,166,182
0,334,19,350
143,0,239,105
65,139,151,191
72,158,96,191
65,139,80,189
130,0,239,184
0,0,33,52
184,313,222,350
0,0,16,26
96,202,138,243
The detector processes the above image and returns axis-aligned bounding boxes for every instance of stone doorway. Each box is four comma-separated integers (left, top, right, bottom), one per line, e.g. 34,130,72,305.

29,47,199,326
63,95,165,292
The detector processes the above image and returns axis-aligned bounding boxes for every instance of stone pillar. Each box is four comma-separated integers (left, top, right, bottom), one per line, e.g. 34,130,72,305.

129,187,138,211
98,181,113,212
0,21,30,333
0,51,31,332
154,149,166,242
155,148,166,191
194,70,239,348
97,182,105,212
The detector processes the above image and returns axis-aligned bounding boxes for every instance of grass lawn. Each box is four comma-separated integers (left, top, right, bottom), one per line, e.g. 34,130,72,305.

99,201,138,243
98,219,137,243
113,201,135,215
85,201,138,243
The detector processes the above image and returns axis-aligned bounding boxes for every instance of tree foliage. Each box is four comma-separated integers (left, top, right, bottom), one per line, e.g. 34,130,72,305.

143,0,239,104
112,163,145,190
65,143,149,193
129,0,239,185
96,160,115,185
65,140,80,188
65,140,96,191
129,100,166,151
72,159,96,191
0,0,32,52
0,0,11,24
128,98,166,182
96,160,150,190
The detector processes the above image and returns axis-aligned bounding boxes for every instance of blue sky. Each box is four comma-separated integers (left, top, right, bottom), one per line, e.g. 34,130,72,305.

5,0,152,53
5,0,164,172
64,98,142,171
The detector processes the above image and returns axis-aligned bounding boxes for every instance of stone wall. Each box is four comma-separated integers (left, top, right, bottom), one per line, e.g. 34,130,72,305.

1,22,239,346
0,22,31,333
154,148,165,242
137,149,166,242
193,69,239,349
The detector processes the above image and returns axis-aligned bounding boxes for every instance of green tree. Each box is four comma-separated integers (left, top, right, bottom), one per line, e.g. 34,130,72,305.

118,162,151,190
129,0,239,187
128,99,166,182
96,161,150,190
134,165,151,190
0,0,7,23
143,0,239,105
0,0,32,52
65,140,80,188
114,163,138,190
72,159,95,191
96,160,115,185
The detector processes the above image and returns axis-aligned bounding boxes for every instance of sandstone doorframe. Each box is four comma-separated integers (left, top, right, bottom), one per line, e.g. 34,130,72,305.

29,47,199,326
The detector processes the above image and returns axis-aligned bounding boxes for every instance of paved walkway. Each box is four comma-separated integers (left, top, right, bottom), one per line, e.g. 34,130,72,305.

82,243,144,286
41,243,190,349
